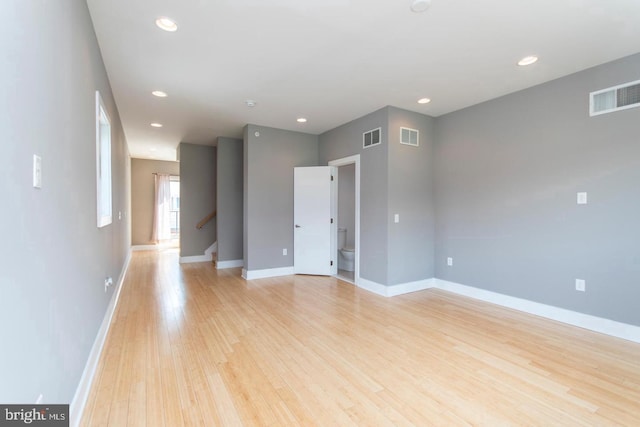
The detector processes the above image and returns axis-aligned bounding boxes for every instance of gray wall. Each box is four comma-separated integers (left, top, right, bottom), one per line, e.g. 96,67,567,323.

216,138,243,262
387,107,435,285
244,125,319,271
338,163,356,249
131,159,179,245
179,143,217,257
243,126,249,266
319,108,389,284
434,53,640,326
0,0,130,403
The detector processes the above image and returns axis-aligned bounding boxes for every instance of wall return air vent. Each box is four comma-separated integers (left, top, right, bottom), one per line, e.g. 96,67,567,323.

400,127,419,146
363,127,381,148
590,79,640,116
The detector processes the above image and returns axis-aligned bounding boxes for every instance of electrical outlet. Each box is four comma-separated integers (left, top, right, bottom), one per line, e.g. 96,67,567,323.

104,277,113,292
575,279,586,292
282,248,287,256
447,257,453,266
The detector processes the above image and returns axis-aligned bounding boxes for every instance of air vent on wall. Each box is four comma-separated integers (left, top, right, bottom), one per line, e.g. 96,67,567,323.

400,127,419,146
590,79,640,116
363,127,381,148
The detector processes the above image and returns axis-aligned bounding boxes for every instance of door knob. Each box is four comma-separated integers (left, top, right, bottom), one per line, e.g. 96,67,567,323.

295,224,301,228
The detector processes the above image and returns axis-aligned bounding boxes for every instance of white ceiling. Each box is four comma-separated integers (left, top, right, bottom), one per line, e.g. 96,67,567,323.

87,0,640,161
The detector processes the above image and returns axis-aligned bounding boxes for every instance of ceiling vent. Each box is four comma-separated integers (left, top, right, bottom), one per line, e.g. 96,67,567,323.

590,79,640,116
400,127,419,146
363,127,381,149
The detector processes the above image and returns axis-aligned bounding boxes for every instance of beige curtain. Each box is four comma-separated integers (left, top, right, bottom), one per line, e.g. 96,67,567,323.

151,173,172,243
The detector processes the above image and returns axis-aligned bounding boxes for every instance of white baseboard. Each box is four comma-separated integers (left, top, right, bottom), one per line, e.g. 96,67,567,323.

356,277,390,297
70,248,132,427
387,278,436,297
242,266,294,280
179,254,212,264
216,259,244,269
434,279,640,344
205,241,217,256
180,242,217,264
357,277,435,297
353,276,640,343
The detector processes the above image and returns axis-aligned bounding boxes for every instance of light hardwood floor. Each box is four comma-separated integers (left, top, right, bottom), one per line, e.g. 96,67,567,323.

81,249,640,426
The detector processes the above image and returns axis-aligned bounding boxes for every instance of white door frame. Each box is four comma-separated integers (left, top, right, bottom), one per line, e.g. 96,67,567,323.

328,154,360,285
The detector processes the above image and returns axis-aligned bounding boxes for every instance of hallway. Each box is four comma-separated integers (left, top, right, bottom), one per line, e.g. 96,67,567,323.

81,250,640,426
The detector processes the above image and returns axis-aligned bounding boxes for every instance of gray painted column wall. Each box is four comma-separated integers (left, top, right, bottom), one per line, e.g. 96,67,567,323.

243,126,249,266
434,53,640,326
243,125,319,271
216,137,244,263
387,107,436,285
319,106,436,286
319,108,390,284
0,0,130,403
131,159,180,245
179,143,217,257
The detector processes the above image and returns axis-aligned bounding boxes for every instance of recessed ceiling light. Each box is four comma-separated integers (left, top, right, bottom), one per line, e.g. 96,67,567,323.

297,118,307,123
417,97,431,104
411,0,432,13
152,90,168,98
517,55,539,66
150,123,163,128
245,100,257,107
155,17,178,32
149,147,157,152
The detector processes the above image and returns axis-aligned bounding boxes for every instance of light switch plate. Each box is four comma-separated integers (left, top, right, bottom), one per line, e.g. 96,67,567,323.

33,155,42,188
577,192,587,205
575,279,586,292
394,214,399,223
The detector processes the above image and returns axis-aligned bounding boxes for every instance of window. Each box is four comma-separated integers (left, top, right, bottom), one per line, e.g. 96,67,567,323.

96,91,112,227
363,127,381,149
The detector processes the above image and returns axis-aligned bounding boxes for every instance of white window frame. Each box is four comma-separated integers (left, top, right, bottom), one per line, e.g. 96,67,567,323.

96,91,112,228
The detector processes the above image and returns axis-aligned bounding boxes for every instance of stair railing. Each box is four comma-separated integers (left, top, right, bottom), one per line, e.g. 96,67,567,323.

196,210,216,229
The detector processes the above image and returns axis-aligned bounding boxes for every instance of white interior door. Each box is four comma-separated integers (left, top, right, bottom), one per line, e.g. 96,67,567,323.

294,166,336,275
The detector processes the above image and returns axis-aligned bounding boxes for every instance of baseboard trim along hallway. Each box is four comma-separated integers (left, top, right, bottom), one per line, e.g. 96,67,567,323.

216,259,244,269
434,279,640,344
242,266,294,280
357,277,435,297
179,254,212,263
354,276,640,343
70,249,132,427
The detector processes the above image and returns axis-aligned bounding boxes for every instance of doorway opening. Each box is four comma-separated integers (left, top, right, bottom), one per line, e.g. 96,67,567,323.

329,155,360,285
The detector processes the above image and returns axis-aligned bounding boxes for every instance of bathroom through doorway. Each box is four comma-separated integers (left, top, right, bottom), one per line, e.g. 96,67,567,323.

329,155,360,284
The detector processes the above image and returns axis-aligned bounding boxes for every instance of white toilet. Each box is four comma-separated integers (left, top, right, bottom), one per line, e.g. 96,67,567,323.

338,228,355,272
